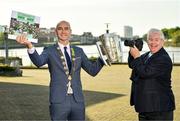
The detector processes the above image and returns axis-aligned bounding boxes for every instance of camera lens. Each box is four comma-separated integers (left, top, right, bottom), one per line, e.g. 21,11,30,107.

124,40,134,47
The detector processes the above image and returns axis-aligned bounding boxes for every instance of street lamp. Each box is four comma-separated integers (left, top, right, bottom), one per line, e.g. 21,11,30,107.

105,23,110,34
2,25,9,64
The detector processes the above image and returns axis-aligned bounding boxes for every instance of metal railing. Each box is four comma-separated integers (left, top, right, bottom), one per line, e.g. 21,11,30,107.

0,49,180,66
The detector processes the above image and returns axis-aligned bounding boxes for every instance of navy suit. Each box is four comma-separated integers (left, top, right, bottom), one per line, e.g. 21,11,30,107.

128,47,175,113
28,43,104,120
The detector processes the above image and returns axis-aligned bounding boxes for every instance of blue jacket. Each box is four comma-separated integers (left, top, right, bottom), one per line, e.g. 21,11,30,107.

29,43,104,103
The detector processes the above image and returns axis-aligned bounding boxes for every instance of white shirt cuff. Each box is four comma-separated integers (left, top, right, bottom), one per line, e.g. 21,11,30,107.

27,47,35,54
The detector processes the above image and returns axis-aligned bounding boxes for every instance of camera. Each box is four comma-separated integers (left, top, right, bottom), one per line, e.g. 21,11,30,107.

124,38,143,51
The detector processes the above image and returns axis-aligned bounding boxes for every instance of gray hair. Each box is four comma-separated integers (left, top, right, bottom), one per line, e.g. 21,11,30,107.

147,28,165,40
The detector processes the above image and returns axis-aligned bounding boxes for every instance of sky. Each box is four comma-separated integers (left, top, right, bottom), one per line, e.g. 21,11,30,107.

0,0,179,37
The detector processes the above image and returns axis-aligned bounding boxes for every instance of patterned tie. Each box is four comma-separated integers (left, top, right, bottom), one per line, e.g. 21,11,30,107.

64,47,72,73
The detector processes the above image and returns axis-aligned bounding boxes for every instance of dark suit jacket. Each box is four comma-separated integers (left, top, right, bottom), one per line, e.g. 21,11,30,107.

28,43,104,103
128,47,175,113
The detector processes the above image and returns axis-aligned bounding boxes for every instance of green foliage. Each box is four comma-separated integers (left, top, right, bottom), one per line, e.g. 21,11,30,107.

0,32,4,45
162,27,180,40
142,34,147,42
0,57,22,65
0,57,23,76
172,30,180,46
0,65,22,76
161,28,170,39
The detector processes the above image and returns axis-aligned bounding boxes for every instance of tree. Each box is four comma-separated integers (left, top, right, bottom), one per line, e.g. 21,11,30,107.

142,34,147,42
172,30,180,46
0,32,4,45
161,27,180,40
162,28,170,39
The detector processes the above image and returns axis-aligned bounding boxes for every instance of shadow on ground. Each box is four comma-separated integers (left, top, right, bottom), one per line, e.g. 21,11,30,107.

0,82,125,120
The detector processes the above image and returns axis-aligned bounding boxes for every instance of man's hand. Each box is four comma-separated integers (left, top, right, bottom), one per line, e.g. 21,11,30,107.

16,34,33,49
129,46,140,59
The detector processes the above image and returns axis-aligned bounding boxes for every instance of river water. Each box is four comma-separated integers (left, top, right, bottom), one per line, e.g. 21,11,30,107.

0,44,180,66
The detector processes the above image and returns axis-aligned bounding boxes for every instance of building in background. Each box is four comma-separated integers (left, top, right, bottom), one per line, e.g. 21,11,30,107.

124,26,133,39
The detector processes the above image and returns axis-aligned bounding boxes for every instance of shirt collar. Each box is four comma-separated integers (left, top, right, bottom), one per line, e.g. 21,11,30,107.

58,42,70,51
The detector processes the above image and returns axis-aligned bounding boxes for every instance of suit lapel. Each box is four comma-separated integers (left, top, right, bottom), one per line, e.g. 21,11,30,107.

144,47,165,64
55,43,78,78
54,43,68,73
142,52,150,64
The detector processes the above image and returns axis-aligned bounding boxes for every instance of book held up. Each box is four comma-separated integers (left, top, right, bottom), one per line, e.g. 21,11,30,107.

8,10,40,43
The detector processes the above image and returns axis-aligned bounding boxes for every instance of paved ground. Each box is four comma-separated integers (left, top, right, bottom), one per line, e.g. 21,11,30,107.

0,65,179,121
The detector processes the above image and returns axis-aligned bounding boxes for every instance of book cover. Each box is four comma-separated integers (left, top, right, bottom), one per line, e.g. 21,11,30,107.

8,10,40,43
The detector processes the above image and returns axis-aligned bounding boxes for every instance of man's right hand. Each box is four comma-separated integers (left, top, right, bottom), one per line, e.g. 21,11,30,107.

129,46,140,59
16,35,33,49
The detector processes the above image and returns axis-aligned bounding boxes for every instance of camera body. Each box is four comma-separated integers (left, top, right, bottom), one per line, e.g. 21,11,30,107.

124,38,143,51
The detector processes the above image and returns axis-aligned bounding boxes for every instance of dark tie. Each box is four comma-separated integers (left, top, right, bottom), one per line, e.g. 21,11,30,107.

144,53,151,63
64,47,72,73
